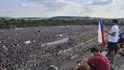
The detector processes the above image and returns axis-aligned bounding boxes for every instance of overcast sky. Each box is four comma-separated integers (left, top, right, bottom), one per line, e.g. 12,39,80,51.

0,0,124,18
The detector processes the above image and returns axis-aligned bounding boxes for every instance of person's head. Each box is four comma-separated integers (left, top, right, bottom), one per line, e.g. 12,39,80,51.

77,63,91,70
111,19,118,26
119,34,122,38
119,32,124,38
91,47,100,54
118,49,124,57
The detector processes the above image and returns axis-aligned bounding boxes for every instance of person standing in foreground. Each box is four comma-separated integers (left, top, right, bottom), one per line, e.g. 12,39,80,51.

104,19,119,60
88,47,110,70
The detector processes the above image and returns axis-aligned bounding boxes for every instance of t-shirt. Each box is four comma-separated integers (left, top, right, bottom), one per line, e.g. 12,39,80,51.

108,25,119,42
88,53,110,70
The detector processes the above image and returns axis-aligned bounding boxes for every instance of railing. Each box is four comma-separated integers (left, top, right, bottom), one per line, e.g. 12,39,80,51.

45,38,97,70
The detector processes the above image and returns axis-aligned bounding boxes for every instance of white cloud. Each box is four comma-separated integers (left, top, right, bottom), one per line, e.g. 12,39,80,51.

86,0,114,5
28,0,70,8
14,0,119,17
0,0,124,18
21,3,29,7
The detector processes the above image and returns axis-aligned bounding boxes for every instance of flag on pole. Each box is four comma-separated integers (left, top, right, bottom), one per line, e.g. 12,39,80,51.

98,20,105,47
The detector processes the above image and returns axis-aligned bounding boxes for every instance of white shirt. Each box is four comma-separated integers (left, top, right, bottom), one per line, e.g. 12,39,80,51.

107,25,119,42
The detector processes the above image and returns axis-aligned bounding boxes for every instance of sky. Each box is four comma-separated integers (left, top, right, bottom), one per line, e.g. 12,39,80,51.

0,0,124,18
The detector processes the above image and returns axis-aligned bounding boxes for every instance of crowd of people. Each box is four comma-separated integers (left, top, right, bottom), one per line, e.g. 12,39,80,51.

0,19,123,70
0,25,97,70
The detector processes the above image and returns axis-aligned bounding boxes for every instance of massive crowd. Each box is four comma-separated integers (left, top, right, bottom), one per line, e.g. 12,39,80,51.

0,25,97,70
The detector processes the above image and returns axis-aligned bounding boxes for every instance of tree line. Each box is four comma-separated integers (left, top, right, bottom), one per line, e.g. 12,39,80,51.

0,18,123,28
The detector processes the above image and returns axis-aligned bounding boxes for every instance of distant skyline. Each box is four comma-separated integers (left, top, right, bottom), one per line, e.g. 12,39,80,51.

0,0,124,18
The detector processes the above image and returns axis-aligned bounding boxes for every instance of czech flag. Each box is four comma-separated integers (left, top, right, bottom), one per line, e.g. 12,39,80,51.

98,20,105,47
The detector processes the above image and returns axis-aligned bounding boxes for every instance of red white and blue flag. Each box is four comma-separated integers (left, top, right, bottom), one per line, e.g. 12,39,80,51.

98,20,105,47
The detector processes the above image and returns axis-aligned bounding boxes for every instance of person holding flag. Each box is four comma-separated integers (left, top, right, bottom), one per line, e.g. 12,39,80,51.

104,19,119,61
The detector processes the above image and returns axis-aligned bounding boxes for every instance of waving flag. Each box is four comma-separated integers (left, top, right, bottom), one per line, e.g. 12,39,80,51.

98,20,105,47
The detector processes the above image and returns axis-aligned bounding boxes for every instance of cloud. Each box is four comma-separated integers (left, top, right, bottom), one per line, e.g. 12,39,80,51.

21,0,95,15
87,0,114,5
21,3,30,7
27,0,70,10
82,6,94,13
0,0,124,18
22,0,88,16
120,4,124,9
